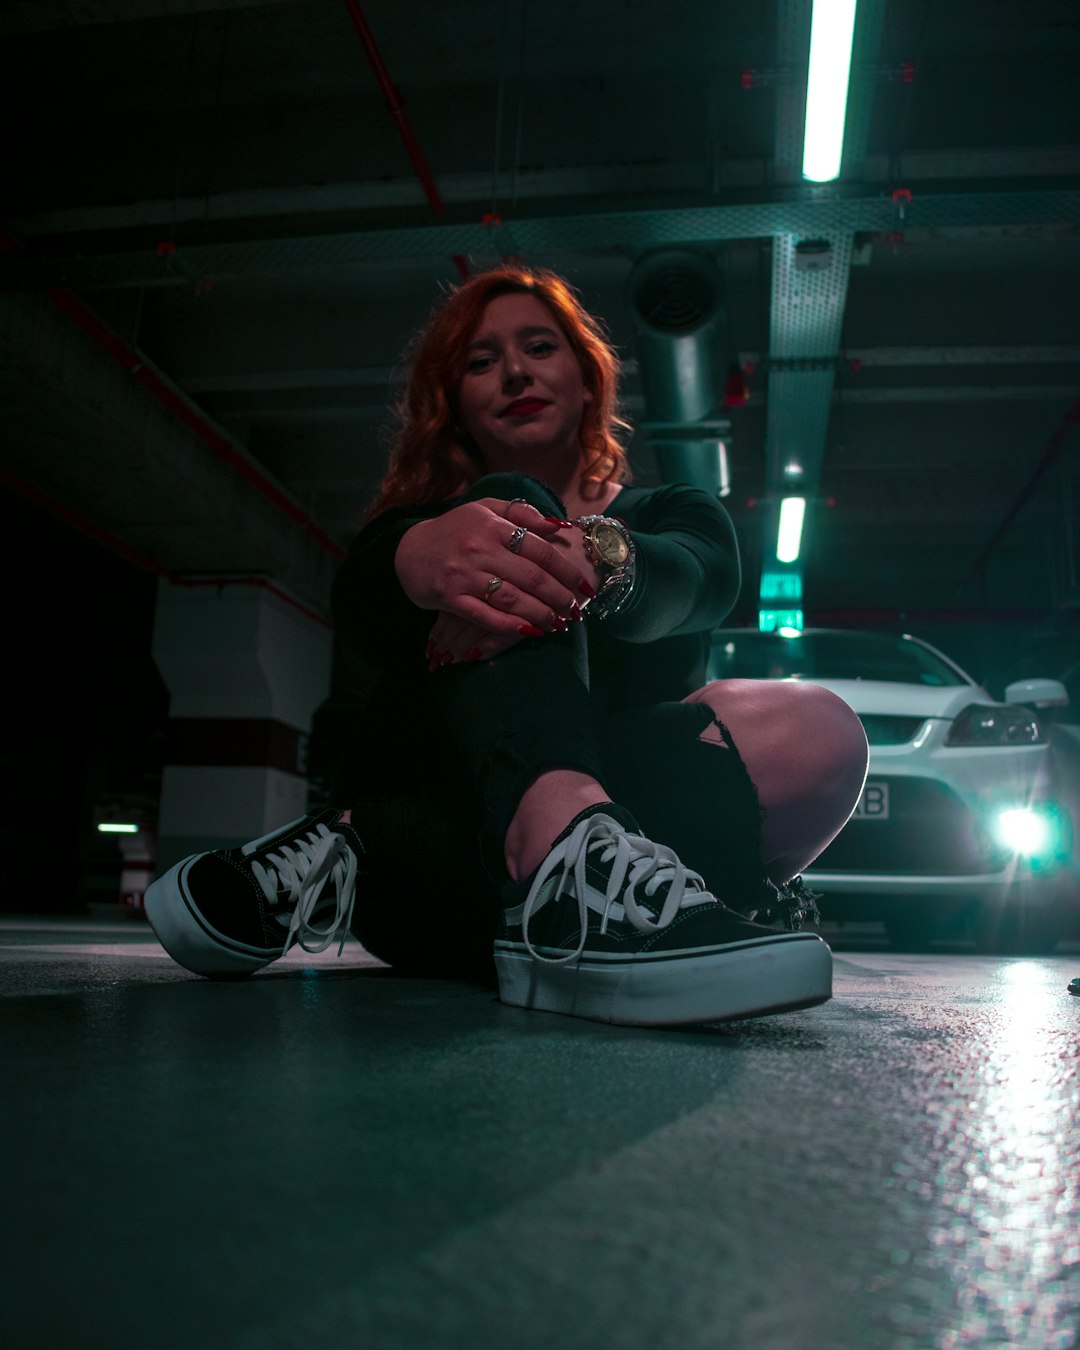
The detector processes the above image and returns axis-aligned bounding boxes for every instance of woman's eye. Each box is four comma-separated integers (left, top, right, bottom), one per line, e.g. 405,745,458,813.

528,341,556,357
466,354,494,373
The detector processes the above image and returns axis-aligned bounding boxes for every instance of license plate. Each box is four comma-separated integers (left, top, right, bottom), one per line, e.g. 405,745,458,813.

853,781,889,820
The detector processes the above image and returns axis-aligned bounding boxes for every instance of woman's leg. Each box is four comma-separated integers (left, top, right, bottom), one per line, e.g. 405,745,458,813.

504,770,609,881
683,679,869,883
431,472,612,882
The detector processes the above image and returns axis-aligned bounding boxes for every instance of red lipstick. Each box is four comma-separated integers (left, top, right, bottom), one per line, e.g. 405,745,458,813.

501,398,549,417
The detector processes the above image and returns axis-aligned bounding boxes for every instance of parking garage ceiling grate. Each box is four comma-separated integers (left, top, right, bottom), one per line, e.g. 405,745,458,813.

3,190,1080,290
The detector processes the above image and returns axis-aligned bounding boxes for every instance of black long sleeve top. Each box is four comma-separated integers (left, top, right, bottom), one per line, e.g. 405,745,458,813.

331,482,741,723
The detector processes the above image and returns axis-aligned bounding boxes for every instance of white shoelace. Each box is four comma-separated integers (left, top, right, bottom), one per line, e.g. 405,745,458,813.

249,825,358,956
521,813,719,965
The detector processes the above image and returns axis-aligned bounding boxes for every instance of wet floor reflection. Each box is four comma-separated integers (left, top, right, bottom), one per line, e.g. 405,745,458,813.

932,962,1080,1347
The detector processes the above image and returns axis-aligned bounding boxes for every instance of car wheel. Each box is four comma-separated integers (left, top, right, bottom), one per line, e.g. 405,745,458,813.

973,892,1063,956
883,903,937,951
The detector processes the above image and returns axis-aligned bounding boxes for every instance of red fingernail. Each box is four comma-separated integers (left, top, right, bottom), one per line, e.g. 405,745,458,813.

518,624,546,637
464,647,483,662
440,650,454,667
552,616,568,632
579,579,597,599
543,516,575,528
425,639,436,660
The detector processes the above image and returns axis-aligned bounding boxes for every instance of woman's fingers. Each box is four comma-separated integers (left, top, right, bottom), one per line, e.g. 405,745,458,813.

505,533,594,613
481,576,580,634
426,614,525,668
425,613,472,668
395,498,590,621
443,591,565,639
484,497,572,537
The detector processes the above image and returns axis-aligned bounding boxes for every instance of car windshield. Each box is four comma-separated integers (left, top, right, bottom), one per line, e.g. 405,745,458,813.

709,631,970,687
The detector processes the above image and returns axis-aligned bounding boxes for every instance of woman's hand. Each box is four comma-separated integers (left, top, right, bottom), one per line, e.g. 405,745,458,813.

395,497,592,638
423,520,607,667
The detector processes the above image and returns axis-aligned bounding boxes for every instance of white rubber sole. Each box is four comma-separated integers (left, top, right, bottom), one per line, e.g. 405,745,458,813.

144,857,276,979
494,932,832,1026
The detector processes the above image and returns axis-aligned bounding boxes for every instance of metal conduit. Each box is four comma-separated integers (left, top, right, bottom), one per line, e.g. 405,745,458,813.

628,249,730,497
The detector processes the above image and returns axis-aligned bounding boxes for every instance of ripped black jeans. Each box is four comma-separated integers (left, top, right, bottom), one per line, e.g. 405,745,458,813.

339,473,766,978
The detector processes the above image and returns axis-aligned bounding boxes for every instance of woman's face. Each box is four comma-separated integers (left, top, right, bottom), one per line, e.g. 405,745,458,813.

457,291,592,470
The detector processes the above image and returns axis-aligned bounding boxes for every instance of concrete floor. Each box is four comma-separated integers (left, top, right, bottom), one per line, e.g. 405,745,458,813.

3,915,1079,1350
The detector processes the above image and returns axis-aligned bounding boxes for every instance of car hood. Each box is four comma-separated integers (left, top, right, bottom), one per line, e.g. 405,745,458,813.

796,678,991,720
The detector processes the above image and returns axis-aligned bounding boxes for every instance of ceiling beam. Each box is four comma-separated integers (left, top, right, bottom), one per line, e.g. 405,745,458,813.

3,187,1079,293
0,0,296,33
11,149,1079,244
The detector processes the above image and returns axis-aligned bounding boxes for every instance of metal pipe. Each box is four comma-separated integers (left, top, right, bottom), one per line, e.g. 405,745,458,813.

1,229,344,563
45,285,346,560
341,0,444,215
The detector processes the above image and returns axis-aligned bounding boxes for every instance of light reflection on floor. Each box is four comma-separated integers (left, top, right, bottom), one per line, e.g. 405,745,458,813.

932,961,1079,1348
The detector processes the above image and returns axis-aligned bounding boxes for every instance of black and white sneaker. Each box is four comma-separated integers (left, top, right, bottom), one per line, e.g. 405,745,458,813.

144,809,364,978
494,804,832,1026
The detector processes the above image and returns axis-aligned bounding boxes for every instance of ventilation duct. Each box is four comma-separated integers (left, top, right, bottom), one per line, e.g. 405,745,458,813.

628,249,730,496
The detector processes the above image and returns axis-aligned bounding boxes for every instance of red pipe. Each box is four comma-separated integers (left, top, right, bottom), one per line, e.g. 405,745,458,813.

0,232,345,562
1,465,176,580
0,466,331,627
341,0,445,216
46,287,345,560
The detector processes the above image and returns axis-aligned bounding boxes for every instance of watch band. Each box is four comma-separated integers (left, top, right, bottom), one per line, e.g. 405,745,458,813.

573,514,637,620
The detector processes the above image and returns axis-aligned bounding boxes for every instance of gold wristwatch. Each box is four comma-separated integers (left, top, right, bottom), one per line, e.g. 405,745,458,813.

573,515,637,619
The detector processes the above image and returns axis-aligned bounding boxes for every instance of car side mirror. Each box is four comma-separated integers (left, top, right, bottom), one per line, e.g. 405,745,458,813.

1004,678,1069,709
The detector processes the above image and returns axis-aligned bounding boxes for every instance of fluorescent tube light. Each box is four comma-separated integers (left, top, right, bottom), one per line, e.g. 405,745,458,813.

98,822,139,834
777,497,806,563
802,0,858,182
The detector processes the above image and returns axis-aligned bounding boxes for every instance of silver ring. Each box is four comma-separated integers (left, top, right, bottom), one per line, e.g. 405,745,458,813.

504,497,527,519
506,524,528,553
484,576,504,600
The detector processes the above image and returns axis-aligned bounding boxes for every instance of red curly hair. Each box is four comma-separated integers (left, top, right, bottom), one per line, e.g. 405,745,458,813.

367,265,631,519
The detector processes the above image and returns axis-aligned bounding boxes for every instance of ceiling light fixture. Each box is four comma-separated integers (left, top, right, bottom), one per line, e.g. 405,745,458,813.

802,0,859,182
776,496,807,563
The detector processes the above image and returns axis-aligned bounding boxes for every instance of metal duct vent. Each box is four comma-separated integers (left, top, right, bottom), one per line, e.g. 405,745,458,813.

628,249,729,496
628,250,724,423
631,252,721,335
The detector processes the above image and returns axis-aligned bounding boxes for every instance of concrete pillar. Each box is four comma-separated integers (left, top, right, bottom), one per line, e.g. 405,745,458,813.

151,580,333,873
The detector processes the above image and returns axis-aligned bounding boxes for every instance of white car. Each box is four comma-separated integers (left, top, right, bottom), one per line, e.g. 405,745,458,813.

708,628,1075,952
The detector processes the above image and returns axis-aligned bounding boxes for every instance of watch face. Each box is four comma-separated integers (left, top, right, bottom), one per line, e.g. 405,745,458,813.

594,522,629,566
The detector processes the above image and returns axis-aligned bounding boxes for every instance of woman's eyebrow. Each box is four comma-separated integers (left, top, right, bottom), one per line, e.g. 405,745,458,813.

466,324,559,351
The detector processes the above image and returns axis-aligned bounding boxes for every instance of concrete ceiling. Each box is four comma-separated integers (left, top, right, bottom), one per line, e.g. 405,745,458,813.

1,0,1078,630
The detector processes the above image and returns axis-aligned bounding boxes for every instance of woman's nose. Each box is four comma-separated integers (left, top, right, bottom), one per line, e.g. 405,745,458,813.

502,352,531,388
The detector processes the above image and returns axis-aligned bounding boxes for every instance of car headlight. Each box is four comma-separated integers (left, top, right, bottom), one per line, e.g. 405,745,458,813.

944,703,1045,747
990,804,1070,867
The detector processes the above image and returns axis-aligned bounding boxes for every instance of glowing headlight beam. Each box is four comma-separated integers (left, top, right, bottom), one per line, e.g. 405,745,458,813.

994,808,1052,859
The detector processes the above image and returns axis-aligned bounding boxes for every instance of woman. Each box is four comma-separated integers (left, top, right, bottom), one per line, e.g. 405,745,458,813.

145,265,868,1027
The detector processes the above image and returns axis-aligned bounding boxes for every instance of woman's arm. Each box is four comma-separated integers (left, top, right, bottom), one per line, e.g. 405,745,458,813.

598,485,742,643
331,497,589,669
331,507,434,668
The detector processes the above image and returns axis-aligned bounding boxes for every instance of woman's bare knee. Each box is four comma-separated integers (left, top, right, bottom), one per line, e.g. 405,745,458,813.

685,678,868,880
